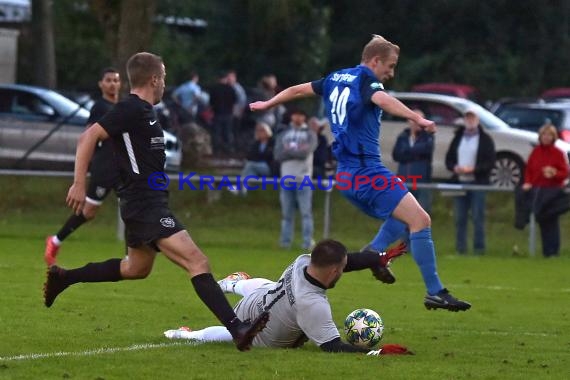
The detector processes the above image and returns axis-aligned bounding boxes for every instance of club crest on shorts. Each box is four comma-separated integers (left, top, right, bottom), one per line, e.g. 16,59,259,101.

160,217,175,228
95,186,107,198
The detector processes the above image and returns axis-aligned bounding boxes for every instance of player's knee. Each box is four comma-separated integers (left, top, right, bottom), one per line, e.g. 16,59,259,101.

83,210,97,220
121,264,152,279
82,205,99,220
186,250,210,275
409,208,431,231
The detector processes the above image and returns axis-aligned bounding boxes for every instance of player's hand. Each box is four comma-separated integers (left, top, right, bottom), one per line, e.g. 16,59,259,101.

66,182,86,215
419,118,436,133
380,242,407,267
249,101,270,112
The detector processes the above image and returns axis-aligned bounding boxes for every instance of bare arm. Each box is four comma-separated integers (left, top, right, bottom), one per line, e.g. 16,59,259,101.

66,123,110,214
250,83,316,112
372,92,436,133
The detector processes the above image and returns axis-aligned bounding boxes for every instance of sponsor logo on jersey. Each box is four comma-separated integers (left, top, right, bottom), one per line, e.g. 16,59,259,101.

160,217,176,228
370,82,384,90
331,73,357,83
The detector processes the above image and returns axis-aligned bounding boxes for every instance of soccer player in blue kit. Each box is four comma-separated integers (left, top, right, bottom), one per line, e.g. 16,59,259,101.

250,35,470,311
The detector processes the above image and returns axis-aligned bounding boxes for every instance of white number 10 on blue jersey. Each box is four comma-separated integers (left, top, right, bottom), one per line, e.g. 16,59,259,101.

329,86,351,125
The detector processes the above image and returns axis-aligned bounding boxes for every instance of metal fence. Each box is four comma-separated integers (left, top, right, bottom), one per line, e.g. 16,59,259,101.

0,169,542,256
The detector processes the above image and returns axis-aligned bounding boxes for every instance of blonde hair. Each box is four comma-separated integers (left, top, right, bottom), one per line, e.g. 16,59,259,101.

126,52,164,88
538,123,558,144
361,34,400,63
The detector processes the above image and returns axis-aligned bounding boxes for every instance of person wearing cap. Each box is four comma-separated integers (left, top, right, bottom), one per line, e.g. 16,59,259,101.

445,108,496,255
308,116,332,178
274,109,318,249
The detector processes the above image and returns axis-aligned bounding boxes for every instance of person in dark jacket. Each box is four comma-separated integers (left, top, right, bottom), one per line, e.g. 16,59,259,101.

392,109,434,213
309,117,331,178
242,122,275,177
520,123,570,257
445,108,496,255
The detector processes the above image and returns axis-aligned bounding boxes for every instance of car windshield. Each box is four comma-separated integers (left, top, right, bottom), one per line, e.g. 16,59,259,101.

496,108,563,130
455,102,511,131
43,90,90,119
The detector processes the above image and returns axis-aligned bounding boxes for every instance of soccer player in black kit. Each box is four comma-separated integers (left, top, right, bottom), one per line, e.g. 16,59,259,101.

44,68,121,267
43,52,269,351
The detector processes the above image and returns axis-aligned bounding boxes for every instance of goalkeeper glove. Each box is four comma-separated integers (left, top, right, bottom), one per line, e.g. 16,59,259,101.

366,344,414,356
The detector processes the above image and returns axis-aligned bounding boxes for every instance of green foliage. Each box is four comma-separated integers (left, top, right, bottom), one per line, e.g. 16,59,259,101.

20,0,570,100
0,175,569,379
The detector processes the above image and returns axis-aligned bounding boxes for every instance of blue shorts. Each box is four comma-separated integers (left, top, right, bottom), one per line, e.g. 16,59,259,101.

336,165,408,220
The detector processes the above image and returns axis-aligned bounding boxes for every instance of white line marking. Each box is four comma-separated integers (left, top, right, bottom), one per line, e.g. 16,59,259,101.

0,341,199,362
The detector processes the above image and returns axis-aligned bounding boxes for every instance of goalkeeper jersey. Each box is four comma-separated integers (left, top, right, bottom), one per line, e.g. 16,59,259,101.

234,255,340,348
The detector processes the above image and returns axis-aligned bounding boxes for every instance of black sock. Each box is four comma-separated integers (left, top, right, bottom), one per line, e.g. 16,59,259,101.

65,258,123,285
191,273,238,330
56,213,88,241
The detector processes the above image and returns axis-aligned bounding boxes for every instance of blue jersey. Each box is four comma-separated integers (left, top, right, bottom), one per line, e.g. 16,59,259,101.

312,65,385,167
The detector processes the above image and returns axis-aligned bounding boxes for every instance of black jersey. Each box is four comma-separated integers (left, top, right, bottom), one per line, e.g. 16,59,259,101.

98,94,167,202
88,98,119,183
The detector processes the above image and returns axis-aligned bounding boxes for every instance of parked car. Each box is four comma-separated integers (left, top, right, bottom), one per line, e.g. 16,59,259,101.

380,92,570,188
494,101,570,142
0,84,182,171
541,87,570,100
411,83,480,103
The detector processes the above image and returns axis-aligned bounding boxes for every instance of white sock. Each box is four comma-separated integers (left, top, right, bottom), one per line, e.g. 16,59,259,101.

52,236,62,246
164,326,233,342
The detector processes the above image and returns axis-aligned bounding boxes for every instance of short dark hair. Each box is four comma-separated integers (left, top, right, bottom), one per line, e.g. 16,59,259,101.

100,67,119,80
310,239,348,268
126,52,163,88
361,34,400,63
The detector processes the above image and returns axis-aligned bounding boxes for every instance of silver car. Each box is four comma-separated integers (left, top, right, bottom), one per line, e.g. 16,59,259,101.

0,84,182,171
381,92,570,187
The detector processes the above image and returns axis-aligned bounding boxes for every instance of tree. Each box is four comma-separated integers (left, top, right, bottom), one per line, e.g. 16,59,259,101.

91,0,157,93
32,0,57,88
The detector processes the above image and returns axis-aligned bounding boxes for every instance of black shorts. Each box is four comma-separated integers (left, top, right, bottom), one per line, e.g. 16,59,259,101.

122,203,185,252
85,176,119,206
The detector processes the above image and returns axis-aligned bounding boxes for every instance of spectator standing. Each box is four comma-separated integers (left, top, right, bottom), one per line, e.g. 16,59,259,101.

392,109,434,213
209,72,237,154
309,116,331,178
521,123,570,257
274,109,318,249
171,72,206,123
227,70,247,125
252,74,286,130
445,109,496,255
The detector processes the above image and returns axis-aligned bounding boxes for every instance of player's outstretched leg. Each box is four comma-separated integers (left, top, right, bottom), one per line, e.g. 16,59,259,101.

424,288,472,312
43,266,69,307
229,311,270,351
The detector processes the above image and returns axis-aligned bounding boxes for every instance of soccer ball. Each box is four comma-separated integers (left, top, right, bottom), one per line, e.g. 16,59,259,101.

344,308,384,348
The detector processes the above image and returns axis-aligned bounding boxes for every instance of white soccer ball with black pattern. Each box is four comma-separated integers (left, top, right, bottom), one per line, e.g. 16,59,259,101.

344,308,384,348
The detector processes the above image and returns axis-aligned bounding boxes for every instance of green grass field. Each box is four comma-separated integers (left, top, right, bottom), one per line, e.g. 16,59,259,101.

1,176,569,380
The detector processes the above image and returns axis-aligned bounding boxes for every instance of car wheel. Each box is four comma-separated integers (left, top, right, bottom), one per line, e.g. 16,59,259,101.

489,153,524,188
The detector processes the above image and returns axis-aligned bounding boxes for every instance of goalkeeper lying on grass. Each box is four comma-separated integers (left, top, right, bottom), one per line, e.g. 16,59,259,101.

164,239,412,356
